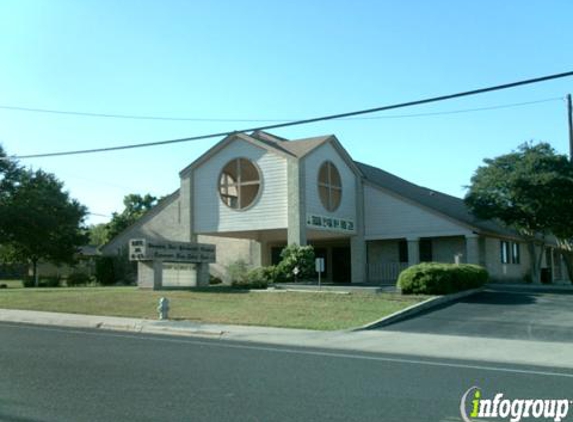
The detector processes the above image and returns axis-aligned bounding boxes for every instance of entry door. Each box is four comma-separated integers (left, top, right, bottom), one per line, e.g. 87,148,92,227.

332,247,351,283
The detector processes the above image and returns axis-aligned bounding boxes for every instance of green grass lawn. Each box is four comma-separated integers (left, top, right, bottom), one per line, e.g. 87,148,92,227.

0,286,428,330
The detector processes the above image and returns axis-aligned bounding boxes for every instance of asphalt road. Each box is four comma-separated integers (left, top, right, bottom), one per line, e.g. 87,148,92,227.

378,286,573,342
1,322,573,422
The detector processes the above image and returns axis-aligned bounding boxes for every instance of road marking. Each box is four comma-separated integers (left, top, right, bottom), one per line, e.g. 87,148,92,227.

2,321,573,379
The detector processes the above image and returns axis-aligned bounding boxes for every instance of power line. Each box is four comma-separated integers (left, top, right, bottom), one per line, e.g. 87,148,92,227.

10,70,573,159
0,97,562,122
355,97,563,120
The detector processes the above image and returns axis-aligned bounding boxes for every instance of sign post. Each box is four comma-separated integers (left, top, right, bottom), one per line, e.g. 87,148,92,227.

293,266,300,283
315,258,325,290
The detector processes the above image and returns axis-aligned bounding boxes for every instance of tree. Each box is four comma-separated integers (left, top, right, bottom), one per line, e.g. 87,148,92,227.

105,193,158,241
0,145,21,200
465,142,573,283
0,166,88,285
87,223,109,247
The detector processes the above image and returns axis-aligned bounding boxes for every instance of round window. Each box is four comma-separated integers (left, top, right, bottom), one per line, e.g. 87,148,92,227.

318,161,342,212
218,158,261,210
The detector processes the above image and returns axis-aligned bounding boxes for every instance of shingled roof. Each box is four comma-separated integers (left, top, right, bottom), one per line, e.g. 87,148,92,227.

250,130,332,158
355,161,519,238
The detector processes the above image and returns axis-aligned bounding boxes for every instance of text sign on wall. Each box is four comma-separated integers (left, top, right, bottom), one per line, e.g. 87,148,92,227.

306,214,355,232
129,239,216,263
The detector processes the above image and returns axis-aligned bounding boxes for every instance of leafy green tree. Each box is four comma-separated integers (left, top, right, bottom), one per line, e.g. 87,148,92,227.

0,145,21,200
0,167,88,285
276,244,315,282
106,193,158,241
87,223,109,247
465,142,573,283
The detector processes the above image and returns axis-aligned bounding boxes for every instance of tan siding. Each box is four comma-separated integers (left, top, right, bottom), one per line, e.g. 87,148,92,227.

304,142,357,225
432,236,466,263
102,197,186,255
483,237,530,282
191,139,288,233
364,185,472,239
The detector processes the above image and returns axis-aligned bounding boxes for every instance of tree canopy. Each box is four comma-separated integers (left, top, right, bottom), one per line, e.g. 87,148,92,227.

0,147,88,283
104,193,158,242
465,142,573,282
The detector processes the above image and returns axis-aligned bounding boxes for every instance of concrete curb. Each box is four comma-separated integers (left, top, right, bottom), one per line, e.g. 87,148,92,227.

0,309,227,339
355,286,485,331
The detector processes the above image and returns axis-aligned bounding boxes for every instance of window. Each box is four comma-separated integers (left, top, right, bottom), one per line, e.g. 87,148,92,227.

511,242,520,264
501,241,520,264
318,161,342,212
218,158,261,210
398,240,408,263
500,241,511,264
419,239,433,262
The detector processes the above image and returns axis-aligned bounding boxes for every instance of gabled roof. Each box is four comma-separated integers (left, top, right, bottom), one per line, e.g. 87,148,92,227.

250,131,363,177
250,131,332,158
355,161,519,238
100,189,180,254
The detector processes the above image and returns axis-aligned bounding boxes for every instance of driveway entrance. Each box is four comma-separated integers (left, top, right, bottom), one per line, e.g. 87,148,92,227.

376,285,573,343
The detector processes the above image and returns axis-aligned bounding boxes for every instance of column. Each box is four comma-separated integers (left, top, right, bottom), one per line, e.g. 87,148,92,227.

287,158,307,246
195,262,210,287
350,175,366,284
153,260,163,290
550,248,556,283
465,234,480,265
407,237,420,267
350,237,366,283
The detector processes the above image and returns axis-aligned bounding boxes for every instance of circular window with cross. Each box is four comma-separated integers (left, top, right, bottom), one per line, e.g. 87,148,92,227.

318,161,342,212
218,158,262,210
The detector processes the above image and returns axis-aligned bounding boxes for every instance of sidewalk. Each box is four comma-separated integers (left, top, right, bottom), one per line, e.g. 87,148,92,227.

2,307,573,370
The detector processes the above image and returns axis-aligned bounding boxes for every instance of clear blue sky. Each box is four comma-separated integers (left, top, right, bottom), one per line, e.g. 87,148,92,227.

1,0,572,225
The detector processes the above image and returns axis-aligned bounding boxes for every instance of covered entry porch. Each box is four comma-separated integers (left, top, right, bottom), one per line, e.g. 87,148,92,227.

203,228,354,284
366,235,480,284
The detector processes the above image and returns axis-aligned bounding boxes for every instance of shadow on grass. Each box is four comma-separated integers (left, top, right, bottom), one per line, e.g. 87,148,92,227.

184,285,251,294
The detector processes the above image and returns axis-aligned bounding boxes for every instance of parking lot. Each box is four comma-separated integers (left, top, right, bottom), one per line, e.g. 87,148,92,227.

378,285,573,343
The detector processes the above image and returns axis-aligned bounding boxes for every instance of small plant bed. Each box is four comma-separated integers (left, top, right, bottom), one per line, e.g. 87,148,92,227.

0,286,428,331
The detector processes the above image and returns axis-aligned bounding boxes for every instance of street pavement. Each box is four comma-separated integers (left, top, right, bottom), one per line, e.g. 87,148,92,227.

377,285,573,343
1,322,573,422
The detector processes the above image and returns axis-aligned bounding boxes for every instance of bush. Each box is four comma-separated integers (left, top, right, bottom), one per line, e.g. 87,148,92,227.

66,272,92,287
22,277,35,288
23,275,62,288
95,256,116,286
275,244,315,282
226,259,250,285
209,275,223,285
398,263,489,295
231,267,269,289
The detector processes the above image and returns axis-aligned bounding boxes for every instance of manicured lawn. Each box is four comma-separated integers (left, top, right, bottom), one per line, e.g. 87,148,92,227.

0,286,428,330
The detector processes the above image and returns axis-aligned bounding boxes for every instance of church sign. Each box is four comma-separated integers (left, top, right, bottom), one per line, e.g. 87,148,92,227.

306,214,355,233
129,239,216,263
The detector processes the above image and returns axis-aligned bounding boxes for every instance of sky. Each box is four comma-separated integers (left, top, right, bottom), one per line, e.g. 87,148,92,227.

1,0,572,226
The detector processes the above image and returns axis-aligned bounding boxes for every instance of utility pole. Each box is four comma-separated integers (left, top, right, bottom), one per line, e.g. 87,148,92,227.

567,94,573,163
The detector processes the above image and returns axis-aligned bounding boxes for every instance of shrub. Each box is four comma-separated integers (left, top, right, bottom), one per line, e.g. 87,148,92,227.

226,259,250,285
398,263,489,295
275,244,315,282
232,267,269,289
22,277,35,288
23,276,62,288
209,275,223,285
66,272,91,287
95,256,116,286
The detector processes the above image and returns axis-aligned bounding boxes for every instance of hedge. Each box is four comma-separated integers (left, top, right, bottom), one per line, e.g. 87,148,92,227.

398,263,489,295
